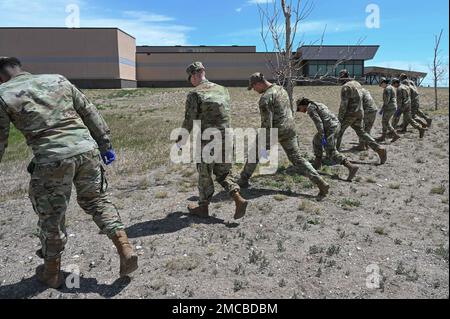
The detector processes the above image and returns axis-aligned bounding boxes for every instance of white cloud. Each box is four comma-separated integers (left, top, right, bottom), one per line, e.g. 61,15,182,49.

236,8,243,13
247,0,274,4
0,0,193,45
123,11,175,23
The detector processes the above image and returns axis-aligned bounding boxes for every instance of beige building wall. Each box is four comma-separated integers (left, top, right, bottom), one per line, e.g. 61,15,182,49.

117,29,136,81
0,28,136,87
136,52,278,84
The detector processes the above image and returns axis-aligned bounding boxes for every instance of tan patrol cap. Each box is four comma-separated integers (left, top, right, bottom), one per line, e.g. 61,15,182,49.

247,72,265,90
186,61,205,81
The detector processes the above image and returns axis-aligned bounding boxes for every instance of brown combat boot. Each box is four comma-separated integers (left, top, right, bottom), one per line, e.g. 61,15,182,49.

355,143,368,151
36,257,64,289
426,118,433,128
316,178,330,198
232,191,248,220
376,133,386,142
111,230,139,277
343,160,359,182
391,132,401,143
376,148,387,165
188,203,209,218
419,127,426,139
312,157,322,170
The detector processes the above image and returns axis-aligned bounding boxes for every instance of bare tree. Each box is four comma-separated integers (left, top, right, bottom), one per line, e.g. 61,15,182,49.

430,29,446,110
258,0,368,111
259,0,314,111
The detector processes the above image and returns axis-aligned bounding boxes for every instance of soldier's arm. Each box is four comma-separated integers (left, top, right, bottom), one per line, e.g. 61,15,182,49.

0,99,10,163
338,87,349,122
181,92,199,133
70,82,112,153
307,106,325,136
382,88,389,109
259,95,273,129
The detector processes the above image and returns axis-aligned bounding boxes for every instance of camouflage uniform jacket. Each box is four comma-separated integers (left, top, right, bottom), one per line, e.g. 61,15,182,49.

382,85,397,111
402,79,419,101
258,84,296,142
0,73,111,163
338,80,363,121
306,102,340,136
396,84,412,112
182,79,231,139
361,88,378,113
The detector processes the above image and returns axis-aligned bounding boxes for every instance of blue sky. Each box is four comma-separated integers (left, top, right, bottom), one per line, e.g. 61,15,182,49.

1,0,448,85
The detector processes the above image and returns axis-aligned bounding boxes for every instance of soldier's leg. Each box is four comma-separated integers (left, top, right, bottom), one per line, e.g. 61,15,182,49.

74,151,138,277
280,137,329,196
350,117,380,150
214,163,248,219
29,158,74,288
336,117,353,150
404,109,425,135
312,133,324,169
359,112,376,148
214,162,240,195
382,109,396,135
239,142,260,183
392,111,402,129
197,163,215,206
74,151,124,237
325,126,346,165
29,159,74,260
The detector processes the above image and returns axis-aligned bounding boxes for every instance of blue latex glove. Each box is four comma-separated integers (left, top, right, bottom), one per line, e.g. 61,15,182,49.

101,149,116,165
321,135,328,146
379,109,384,115
395,109,402,117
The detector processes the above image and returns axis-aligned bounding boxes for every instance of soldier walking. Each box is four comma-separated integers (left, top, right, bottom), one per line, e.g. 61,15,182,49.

237,73,330,198
296,97,359,182
399,73,432,129
357,88,379,150
0,57,138,288
391,78,427,138
178,62,248,219
376,78,401,143
335,70,387,165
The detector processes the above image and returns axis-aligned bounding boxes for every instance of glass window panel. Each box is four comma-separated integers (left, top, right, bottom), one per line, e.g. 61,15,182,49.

345,64,354,76
354,64,363,76
309,64,318,77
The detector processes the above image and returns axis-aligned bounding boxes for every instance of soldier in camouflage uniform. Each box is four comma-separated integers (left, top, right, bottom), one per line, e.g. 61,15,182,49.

376,77,401,143
179,62,248,219
391,78,426,138
399,73,432,129
335,70,387,165
357,88,378,150
296,97,359,182
237,73,330,197
0,57,138,289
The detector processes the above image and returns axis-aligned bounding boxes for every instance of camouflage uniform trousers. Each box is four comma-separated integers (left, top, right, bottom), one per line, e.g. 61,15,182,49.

241,136,323,186
359,111,377,145
403,98,430,129
381,108,397,134
392,107,422,131
28,149,124,260
336,113,381,151
197,161,240,206
313,125,346,165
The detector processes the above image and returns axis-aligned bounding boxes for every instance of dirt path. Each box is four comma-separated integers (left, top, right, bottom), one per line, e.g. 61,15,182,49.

0,87,448,299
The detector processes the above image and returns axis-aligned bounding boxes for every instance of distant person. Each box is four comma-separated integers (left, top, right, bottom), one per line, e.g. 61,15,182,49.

400,73,432,129
335,69,387,164
358,88,379,150
376,77,401,143
0,57,138,289
178,61,248,219
237,72,330,198
391,78,427,139
296,97,359,182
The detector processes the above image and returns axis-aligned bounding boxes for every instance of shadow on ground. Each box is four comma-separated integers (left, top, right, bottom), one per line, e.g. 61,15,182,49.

0,273,131,299
126,211,238,239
